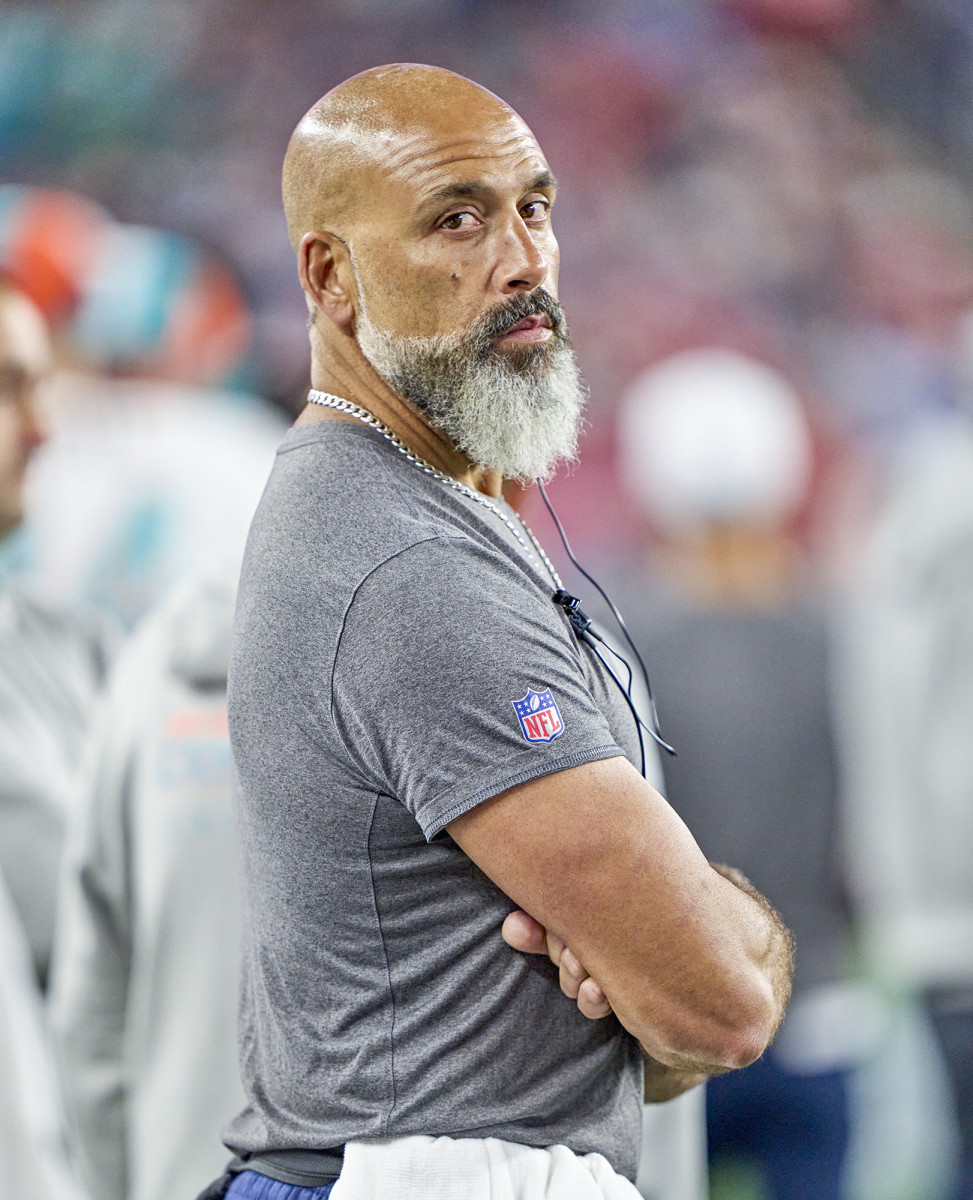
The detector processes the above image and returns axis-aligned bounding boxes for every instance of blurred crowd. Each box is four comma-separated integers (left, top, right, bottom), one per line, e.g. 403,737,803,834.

3,0,973,1198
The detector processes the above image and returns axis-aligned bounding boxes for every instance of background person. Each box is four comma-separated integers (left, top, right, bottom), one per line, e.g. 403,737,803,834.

0,275,117,989
0,191,289,630
49,567,246,1200
616,348,865,1200
837,305,973,1200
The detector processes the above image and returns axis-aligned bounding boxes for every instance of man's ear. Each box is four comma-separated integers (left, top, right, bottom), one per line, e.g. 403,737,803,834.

298,231,355,327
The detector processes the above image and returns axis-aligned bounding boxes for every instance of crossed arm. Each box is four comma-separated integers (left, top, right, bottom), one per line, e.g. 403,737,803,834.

447,755,794,1101
499,908,708,1101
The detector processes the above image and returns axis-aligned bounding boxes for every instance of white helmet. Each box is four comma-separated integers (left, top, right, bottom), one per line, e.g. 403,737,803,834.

618,347,813,532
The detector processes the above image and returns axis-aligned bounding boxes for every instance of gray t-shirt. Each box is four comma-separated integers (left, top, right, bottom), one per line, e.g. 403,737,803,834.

225,421,644,1179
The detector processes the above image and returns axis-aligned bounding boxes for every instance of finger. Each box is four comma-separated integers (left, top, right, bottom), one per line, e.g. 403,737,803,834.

545,929,567,968
501,909,548,955
557,946,588,1000
577,976,613,1020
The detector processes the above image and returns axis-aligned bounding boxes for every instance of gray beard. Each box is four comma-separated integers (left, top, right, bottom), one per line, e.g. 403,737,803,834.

354,289,586,483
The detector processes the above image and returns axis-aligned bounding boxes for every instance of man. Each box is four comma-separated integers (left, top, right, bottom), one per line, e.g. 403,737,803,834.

0,276,108,1197
838,316,973,1199
217,64,793,1200
50,568,246,1200
618,349,861,1200
0,277,116,988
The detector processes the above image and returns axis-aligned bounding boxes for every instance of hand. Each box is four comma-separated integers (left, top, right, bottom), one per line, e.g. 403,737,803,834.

502,909,613,1020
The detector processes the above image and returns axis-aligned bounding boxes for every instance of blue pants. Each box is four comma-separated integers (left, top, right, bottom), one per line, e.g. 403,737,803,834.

225,1172,335,1199
706,1048,851,1200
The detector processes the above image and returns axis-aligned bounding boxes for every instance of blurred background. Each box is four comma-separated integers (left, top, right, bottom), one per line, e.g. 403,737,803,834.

3,2,973,1199
4,0,973,562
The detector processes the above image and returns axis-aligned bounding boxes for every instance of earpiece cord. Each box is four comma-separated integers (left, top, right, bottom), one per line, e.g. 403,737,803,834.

538,481,676,758
587,624,634,695
584,628,677,758
585,627,670,743
579,630,647,778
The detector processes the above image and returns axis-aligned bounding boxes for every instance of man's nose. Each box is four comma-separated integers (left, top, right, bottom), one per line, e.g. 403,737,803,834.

495,217,549,294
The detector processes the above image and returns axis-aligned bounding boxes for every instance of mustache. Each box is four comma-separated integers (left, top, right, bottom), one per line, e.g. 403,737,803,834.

477,288,567,343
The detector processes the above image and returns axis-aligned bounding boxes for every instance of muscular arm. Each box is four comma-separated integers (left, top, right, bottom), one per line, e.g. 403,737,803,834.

448,755,793,1077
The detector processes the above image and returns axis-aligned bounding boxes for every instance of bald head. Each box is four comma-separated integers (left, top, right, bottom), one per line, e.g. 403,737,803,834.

283,67,574,479
282,64,528,250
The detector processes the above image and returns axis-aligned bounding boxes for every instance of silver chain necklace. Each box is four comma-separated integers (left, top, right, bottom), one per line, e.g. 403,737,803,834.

306,389,563,587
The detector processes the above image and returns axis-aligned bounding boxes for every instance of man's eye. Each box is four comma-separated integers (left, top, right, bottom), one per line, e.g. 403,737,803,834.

521,200,550,221
440,211,478,231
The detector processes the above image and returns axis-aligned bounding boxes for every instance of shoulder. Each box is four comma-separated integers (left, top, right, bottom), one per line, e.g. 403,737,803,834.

250,423,444,565
243,424,543,617
271,420,427,508
346,533,560,639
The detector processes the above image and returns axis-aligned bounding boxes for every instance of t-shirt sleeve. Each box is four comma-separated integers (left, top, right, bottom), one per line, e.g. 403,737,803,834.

330,535,626,839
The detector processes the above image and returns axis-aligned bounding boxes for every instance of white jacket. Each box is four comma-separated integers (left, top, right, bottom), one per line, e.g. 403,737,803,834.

0,867,87,1200
0,581,116,985
49,570,245,1200
837,414,973,986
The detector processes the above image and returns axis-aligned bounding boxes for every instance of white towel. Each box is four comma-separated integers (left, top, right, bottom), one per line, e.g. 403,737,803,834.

329,1135,644,1200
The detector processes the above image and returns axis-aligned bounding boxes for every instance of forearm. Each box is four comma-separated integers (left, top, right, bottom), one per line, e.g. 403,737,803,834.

633,862,793,1075
505,858,795,1078
462,757,795,1074
708,861,793,1038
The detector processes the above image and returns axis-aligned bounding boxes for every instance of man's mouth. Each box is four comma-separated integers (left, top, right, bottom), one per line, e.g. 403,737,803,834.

495,313,554,344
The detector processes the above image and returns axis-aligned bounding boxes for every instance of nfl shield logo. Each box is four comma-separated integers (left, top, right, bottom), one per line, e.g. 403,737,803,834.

512,687,565,744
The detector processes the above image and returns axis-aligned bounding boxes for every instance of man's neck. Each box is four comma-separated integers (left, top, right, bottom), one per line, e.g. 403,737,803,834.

302,345,504,498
